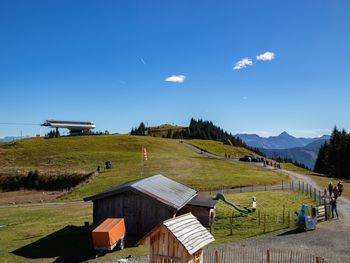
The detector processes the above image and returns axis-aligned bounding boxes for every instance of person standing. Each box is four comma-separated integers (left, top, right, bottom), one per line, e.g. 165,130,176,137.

330,197,339,219
328,182,333,196
333,186,339,200
337,181,344,197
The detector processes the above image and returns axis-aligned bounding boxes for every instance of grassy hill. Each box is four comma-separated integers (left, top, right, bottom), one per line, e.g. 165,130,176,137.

0,135,288,200
148,124,187,137
186,139,254,159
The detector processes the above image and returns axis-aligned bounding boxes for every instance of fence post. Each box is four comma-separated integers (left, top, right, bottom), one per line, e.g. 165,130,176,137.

314,188,316,200
302,182,304,193
252,185,254,192
265,185,267,191
283,205,285,224
240,185,242,193
263,214,266,233
215,250,219,263
318,190,321,204
288,212,291,227
316,256,320,263
266,249,270,263
299,181,300,191
258,210,261,226
282,180,284,190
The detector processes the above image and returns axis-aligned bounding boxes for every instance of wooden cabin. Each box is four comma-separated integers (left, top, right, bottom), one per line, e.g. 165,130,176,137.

139,213,215,263
84,175,197,242
178,195,217,227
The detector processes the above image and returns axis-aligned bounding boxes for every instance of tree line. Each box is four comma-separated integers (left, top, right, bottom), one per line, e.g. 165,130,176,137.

314,127,350,179
130,118,265,156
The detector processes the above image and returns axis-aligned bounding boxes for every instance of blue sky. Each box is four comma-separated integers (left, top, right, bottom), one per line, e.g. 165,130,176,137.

1,0,349,138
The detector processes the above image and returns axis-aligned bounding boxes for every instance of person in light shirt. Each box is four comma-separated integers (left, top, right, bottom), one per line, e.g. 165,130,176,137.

252,196,257,212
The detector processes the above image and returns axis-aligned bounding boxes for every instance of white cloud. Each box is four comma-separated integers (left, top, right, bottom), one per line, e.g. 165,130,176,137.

233,58,253,70
165,75,186,83
256,51,275,61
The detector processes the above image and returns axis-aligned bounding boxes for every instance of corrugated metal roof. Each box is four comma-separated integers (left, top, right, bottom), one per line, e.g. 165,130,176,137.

84,175,197,211
187,196,218,208
163,213,215,255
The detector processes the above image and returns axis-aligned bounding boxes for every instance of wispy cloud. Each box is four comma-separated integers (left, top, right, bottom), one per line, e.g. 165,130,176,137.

140,57,146,65
165,75,186,83
233,58,253,70
288,129,332,137
256,51,275,61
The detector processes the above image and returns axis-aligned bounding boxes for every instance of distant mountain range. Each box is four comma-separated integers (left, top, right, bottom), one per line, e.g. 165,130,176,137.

0,136,28,142
236,131,330,149
236,132,330,169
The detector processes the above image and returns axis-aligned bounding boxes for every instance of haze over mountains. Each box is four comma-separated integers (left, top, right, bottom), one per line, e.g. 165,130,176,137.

236,132,330,169
0,136,27,142
236,131,330,149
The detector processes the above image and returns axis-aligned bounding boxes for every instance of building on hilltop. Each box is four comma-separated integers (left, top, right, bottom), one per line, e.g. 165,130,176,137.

41,120,96,135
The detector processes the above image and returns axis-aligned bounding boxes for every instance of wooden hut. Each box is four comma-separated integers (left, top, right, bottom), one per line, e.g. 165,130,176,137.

84,175,197,242
178,195,217,227
139,213,215,263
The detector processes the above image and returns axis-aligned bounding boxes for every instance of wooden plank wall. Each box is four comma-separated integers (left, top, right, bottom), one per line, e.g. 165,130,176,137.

148,225,203,263
177,205,211,227
93,190,174,237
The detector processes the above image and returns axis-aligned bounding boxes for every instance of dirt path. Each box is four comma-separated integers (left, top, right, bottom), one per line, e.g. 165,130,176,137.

182,142,350,262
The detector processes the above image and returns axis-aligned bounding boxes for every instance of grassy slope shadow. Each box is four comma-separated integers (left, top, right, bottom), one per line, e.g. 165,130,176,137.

11,225,96,263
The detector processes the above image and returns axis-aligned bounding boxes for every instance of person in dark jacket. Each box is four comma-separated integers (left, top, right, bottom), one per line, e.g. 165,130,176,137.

330,197,339,219
333,186,339,200
328,182,333,196
337,181,344,197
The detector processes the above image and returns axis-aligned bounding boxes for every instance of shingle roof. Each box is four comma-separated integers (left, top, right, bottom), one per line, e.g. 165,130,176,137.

163,213,215,255
84,175,197,211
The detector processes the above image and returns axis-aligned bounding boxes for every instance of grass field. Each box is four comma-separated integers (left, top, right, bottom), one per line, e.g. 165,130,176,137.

0,135,288,201
211,190,316,243
0,203,147,263
0,190,315,262
186,139,253,159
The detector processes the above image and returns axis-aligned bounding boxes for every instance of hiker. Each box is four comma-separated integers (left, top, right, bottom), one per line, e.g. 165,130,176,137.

330,197,339,219
333,186,339,200
328,182,333,196
338,181,343,197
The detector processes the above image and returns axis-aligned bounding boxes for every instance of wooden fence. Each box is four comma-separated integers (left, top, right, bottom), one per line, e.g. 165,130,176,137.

208,179,331,207
203,247,328,263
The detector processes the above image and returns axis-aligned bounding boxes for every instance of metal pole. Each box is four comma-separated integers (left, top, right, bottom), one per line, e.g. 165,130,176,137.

140,145,144,177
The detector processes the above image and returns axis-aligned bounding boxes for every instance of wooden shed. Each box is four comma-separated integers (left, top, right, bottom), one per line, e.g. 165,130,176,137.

84,175,197,242
178,195,217,227
139,213,215,263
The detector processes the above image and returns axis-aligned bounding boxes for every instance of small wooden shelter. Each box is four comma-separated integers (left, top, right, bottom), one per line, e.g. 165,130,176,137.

84,175,197,241
178,195,217,227
139,213,215,263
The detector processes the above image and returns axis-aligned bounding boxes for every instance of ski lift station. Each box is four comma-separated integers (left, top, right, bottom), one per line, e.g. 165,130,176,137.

41,120,96,135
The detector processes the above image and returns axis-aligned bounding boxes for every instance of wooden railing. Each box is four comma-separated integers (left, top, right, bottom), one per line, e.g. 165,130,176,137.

203,247,328,263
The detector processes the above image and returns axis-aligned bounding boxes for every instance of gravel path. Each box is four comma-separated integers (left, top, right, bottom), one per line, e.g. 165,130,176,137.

184,142,350,263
